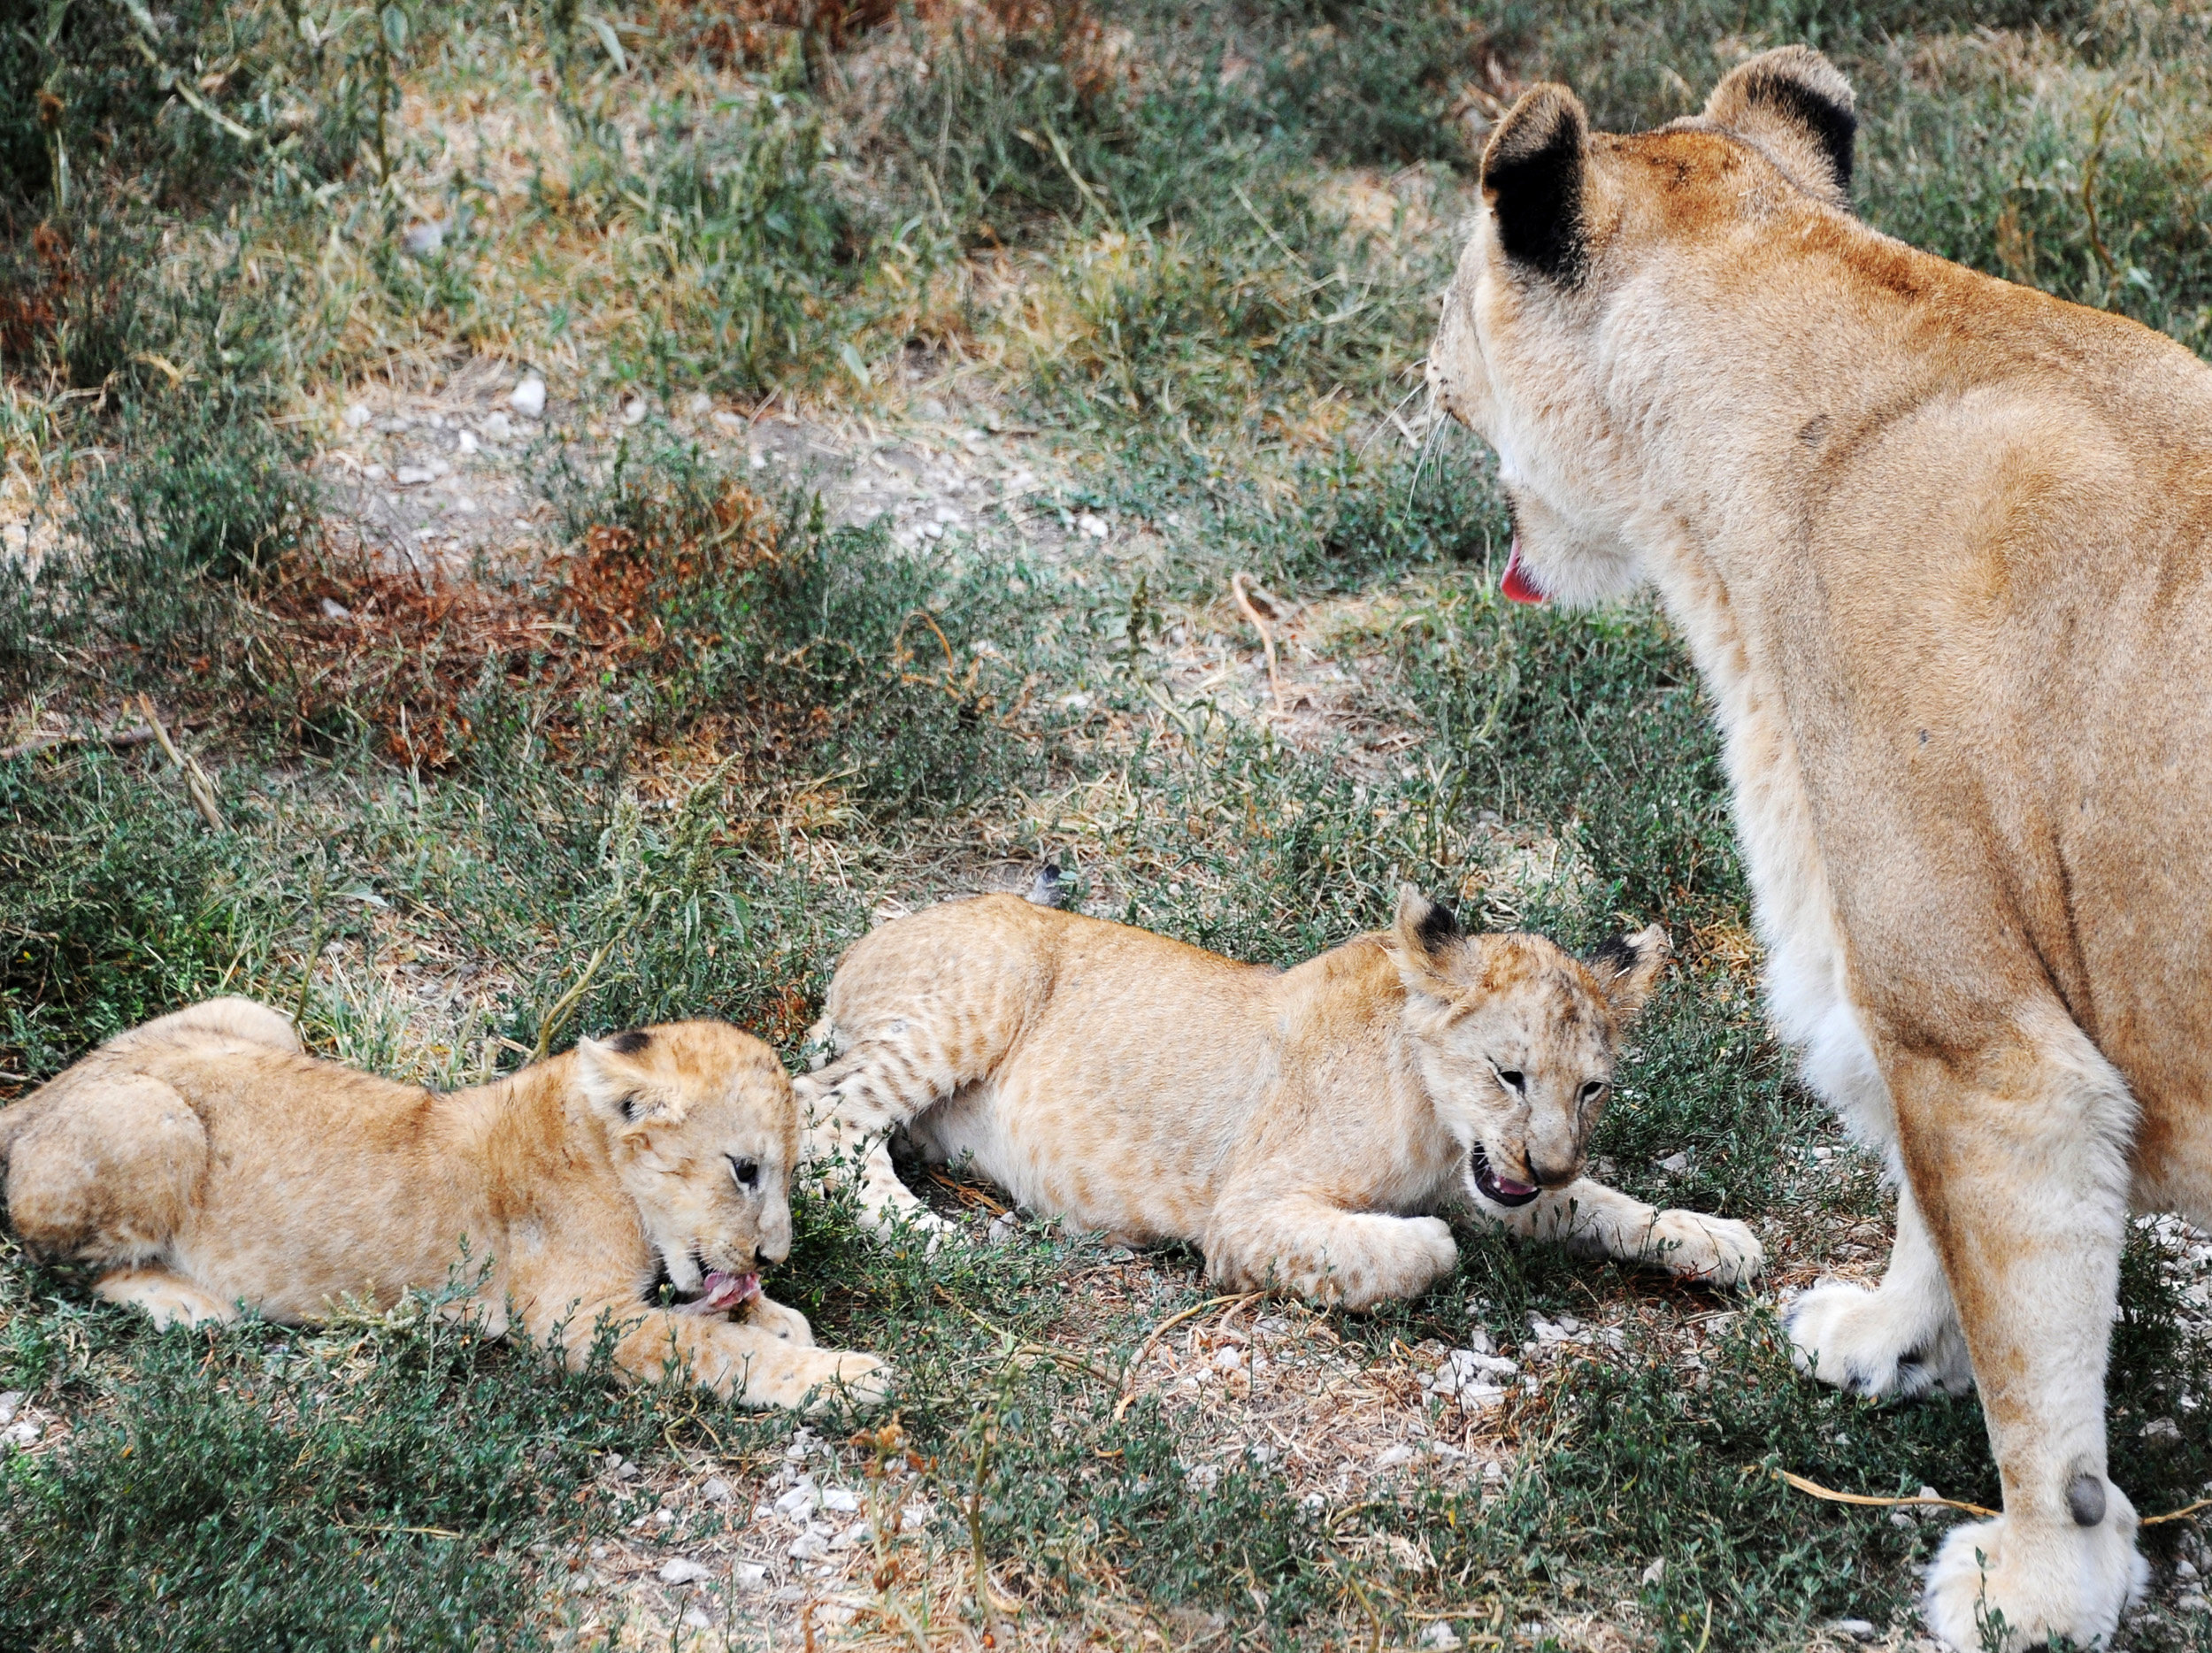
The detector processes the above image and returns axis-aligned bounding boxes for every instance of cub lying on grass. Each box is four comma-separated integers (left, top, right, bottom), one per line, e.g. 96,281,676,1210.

0,999,887,1412
800,886,1761,1308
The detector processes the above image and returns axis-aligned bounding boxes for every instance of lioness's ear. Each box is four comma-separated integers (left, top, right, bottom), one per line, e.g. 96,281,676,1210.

1481,83,1590,284
1585,925,1671,1020
577,1030,687,1130
1391,883,1463,994
1703,46,1855,206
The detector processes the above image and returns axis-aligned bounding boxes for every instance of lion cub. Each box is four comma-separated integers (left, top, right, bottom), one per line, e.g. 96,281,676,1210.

801,886,1761,1308
0,1000,887,1412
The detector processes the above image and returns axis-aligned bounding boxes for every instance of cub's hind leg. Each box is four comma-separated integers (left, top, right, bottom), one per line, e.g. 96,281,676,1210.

1204,1190,1459,1311
121,996,301,1054
796,1010,1007,1241
3,1073,208,1267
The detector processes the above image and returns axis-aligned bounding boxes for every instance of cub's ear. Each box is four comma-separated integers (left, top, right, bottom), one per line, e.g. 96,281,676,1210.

1703,46,1855,206
1481,83,1591,284
1391,883,1464,994
1585,924,1671,1020
577,1030,687,1130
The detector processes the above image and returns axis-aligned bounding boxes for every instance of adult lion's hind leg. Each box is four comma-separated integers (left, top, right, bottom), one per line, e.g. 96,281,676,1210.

96,1267,236,1329
3,1073,208,1266
1891,1011,2147,1653
1204,1191,1458,1311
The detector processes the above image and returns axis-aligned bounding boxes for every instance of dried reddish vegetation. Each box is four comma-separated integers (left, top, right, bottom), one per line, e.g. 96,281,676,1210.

269,481,780,769
664,0,1109,85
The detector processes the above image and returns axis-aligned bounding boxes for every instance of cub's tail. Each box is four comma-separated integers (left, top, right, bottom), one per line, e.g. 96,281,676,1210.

1025,860,1066,909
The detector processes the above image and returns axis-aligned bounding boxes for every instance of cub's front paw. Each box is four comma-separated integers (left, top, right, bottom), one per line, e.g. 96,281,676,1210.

804,1351,892,1414
744,1295,814,1345
1786,1279,1972,1398
1923,1503,2147,1652
1650,1210,1764,1285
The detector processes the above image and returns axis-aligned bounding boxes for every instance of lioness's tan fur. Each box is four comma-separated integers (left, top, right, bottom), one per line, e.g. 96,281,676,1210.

799,887,1759,1308
1429,44,2212,1648
0,1000,887,1411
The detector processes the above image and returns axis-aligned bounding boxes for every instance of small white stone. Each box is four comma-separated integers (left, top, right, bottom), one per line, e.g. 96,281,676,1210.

0,1393,22,1426
4,1419,42,1448
700,1477,733,1504
481,411,514,442
681,1604,715,1630
1416,1623,1462,1649
623,396,649,425
920,519,944,540
2144,1417,2183,1449
402,219,446,258
509,376,547,419
1077,512,1109,539
1834,1619,1878,1641
1641,1558,1666,1587
363,463,388,481
787,1530,827,1562
457,430,479,455
988,1212,1017,1244
654,1508,675,1526
732,1562,767,1590
686,392,713,416
900,1503,933,1532
773,1485,818,1518
658,1557,713,1587
820,1487,859,1514
1656,1152,1690,1175
1374,1445,1416,1471
343,403,372,428
396,465,435,487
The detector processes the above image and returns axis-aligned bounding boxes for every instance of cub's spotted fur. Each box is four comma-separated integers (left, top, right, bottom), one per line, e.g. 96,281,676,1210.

800,887,1761,1308
0,1000,887,1412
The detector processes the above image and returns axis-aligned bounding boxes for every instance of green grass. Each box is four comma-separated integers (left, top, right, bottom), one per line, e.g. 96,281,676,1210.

5,2,2212,1648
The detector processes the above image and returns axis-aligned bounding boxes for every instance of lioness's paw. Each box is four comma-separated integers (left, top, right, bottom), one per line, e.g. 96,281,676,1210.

1786,1279,1973,1398
1923,1504,2147,1652
1650,1211,1763,1285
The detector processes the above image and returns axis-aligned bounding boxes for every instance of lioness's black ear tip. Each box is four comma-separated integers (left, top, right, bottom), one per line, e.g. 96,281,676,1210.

1481,83,1590,283
1705,45,1856,198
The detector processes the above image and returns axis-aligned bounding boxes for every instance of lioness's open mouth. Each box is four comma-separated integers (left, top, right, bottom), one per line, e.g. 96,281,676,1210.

674,1269,762,1316
1469,1144,1540,1209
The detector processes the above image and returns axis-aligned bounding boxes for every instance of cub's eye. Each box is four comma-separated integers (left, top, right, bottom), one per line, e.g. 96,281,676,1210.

1495,1068,1525,1094
727,1155,760,1191
1579,1080,1608,1104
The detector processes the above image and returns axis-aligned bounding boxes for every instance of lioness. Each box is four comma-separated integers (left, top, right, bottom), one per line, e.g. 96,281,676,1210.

798,885,1761,1308
0,999,887,1411
1428,44,2212,1648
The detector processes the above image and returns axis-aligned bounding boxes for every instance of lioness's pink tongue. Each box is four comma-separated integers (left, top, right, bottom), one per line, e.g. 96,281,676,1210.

1501,535,1546,605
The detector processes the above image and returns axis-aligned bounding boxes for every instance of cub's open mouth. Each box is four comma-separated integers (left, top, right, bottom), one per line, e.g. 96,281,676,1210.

1469,1144,1540,1209
673,1270,761,1316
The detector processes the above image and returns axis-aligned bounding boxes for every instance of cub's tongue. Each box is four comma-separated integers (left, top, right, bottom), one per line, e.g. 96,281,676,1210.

1490,1172,1537,1198
1501,535,1547,605
680,1271,762,1316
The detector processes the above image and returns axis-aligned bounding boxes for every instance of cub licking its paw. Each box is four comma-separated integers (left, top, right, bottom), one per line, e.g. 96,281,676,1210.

0,999,888,1413
799,884,1761,1308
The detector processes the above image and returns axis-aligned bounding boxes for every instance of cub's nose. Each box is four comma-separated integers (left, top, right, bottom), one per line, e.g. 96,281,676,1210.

1526,1157,1578,1190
